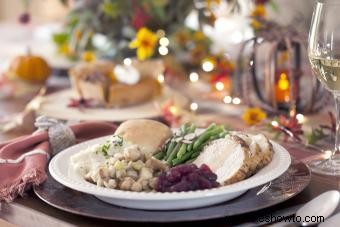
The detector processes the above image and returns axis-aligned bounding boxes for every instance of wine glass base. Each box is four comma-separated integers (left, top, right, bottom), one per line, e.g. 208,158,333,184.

308,155,340,176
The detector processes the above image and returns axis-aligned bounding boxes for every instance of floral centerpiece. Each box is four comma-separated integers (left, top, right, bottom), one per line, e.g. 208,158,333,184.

51,0,216,62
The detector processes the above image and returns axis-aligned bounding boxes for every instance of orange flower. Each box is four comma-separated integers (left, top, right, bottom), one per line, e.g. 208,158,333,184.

242,107,267,125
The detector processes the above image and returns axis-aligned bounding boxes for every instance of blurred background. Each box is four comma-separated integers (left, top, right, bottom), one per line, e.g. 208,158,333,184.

0,0,314,66
0,0,333,147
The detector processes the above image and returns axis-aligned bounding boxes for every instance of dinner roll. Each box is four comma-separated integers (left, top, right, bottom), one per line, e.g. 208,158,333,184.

114,119,172,155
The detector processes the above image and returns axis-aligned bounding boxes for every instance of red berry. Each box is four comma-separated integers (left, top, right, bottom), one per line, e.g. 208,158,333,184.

156,164,219,192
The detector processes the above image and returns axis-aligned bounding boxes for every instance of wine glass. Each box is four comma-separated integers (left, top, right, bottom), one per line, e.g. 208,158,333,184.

308,0,340,175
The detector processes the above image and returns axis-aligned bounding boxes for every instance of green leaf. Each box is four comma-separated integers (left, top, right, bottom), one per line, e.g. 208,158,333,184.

52,33,69,46
152,6,167,22
65,12,79,28
306,128,326,145
268,0,279,12
100,0,120,18
152,0,168,7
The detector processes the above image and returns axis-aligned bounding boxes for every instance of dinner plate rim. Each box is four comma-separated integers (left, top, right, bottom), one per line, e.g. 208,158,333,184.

49,134,291,201
36,160,310,222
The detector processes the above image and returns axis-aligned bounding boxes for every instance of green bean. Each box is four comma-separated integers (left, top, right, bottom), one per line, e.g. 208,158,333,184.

172,143,200,166
189,140,210,159
210,134,220,141
218,131,229,138
176,143,187,159
164,141,176,160
206,123,217,131
171,157,185,166
187,142,193,152
188,124,196,133
193,127,223,150
154,150,166,160
172,149,193,165
186,157,196,163
181,123,189,135
166,143,181,165
190,151,201,159
169,124,228,165
171,158,183,166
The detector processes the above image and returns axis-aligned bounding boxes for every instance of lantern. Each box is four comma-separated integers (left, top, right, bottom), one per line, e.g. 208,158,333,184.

234,22,330,114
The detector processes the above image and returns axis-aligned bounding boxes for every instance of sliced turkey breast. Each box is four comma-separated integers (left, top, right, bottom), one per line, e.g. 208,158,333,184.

193,135,253,185
250,134,274,169
230,132,263,173
231,132,274,172
194,132,274,186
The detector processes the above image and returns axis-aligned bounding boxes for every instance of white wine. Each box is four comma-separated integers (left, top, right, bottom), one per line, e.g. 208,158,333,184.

309,56,340,92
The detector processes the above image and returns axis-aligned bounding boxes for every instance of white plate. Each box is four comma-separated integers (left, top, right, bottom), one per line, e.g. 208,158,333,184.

49,136,291,210
37,86,188,122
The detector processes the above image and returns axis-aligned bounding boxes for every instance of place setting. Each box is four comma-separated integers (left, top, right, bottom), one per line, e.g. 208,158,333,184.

0,1,340,226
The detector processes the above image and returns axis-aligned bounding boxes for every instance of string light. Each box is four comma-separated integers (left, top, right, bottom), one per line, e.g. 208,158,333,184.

156,29,165,37
296,113,305,123
232,97,241,105
159,37,169,46
215,82,225,91
202,61,214,72
123,58,132,66
157,74,165,83
190,102,198,111
189,72,199,82
223,96,232,104
271,121,279,127
323,150,332,159
169,106,178,115
159,46,168,55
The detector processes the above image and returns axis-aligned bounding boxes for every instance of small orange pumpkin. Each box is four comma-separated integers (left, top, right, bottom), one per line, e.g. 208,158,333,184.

9,52,51,84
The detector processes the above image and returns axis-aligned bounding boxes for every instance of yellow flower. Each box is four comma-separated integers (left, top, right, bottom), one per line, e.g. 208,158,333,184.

193,31,206,41
75,29,82,41
81,51,96,62
242,107,267,126
251,5,266,18
129,27,158,61
58,44,72,56
250,19,263,30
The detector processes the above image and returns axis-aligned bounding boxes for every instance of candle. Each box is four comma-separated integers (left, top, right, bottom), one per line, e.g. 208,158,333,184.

275,70,290,103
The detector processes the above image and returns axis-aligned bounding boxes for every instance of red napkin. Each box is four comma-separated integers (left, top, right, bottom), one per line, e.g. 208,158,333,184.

0,121,116,202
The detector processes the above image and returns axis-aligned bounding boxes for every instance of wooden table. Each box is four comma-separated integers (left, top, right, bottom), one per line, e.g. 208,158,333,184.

0,80,339,227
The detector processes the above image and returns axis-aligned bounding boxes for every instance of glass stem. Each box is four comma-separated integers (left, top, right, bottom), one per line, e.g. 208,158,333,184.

333,93,340,158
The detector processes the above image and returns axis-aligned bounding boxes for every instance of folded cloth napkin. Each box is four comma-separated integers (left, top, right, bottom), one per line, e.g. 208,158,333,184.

0,117,117,202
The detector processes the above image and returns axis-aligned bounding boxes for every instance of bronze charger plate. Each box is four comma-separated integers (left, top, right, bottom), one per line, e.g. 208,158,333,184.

34,160,310,222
